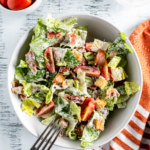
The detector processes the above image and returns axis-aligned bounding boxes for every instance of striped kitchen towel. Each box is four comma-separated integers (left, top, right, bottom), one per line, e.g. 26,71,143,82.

109,19,150,150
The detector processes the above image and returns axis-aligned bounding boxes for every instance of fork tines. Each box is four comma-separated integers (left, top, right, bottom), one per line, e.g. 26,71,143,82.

31,119,64,150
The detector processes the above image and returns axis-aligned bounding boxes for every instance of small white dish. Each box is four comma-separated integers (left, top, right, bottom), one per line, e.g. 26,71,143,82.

7,14,143,149
0,0,43,14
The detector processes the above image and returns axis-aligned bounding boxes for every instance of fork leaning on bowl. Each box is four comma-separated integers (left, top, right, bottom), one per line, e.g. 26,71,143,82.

31,119,64,150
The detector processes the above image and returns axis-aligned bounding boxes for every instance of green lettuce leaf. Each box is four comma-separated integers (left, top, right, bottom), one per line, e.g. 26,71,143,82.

84,52,95,65
74,26,88,31
42,114,59,125
21,101,34,117
124,81,140,95
35,54,46,69
85,76,93,87
90,39,111,52
24,97,41,108
64,50,80,68
18,60,28,68
116,85,127,95
26,70,46,83
107,32,134,55
20,80,32,96
118,57,127,67
117,102,127,108
70,101,81,121
111,67,128,81
77,69,87,93
108,56,121,69
81,126,100,148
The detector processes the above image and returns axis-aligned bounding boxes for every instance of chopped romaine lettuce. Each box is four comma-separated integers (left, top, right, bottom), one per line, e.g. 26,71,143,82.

77,69,87,93
30,37,57,56
55,92,69,113
81,126,100,148
20,80,32,96
24,97,41,108
21,101,34,116
26,70,46,83
35,54,46,68
87,111,104,129
124,81,140,95
117,102,127,108
118,57,127,67
57,16,77,31
111,67,128,81
42,114,58,125
18,60,28,68
15,67,25,81
84,52,95,65
31,83,49,94
70,101,81,121
64,50,80,68
90,39,111,52
85,76,93,87
73,80,79,89
74,26,88,31
116,85,127,95
107,32,134,55
108,56,121,69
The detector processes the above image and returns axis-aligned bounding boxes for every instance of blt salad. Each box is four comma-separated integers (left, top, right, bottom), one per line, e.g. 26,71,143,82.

11,14,140,148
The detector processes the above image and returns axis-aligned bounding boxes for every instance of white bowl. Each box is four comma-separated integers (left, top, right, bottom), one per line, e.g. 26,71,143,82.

0,0,43,14
7,14,143,149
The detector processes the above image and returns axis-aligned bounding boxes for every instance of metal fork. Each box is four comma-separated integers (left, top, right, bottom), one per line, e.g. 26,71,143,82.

30,119,64,150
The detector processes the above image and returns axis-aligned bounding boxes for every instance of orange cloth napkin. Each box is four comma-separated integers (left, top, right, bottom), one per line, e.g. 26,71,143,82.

109,19,150,150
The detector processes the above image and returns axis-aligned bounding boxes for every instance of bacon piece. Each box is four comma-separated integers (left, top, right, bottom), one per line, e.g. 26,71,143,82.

47,31,62,39
64,94,84,104
11,86,24,94
105,88,120,99
59,118,68,128
73,59,87,70
20,94,27,100
45,68,49,79
58,66,70,74
11,81,18,88
70,71,77,80
25,51,37,75
109,51,117,59
90,86,97,91
75,124,85,139
59,131,67,137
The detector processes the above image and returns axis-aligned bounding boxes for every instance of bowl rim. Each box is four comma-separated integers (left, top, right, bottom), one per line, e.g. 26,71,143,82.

7,13,143,149
0,0,42,12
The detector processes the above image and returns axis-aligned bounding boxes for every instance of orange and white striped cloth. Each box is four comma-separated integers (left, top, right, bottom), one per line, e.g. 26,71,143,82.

108,19,150,150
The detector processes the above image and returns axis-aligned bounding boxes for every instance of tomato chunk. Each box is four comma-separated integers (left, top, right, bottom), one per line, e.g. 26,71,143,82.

81,97,96,121
7,0,32,10
94,49,106,66
1,0,7,7
84,43,93,52
73,59,87,70
101,60,111,81
44,47,55,73
36,101,55,116
73,66,100,77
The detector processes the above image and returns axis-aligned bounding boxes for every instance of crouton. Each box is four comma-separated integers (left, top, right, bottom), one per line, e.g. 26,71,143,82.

94,119,104,131
59,118,68,128
52,74,65,85
71,49,83,61
11,86,24,94
20,94,27,101
11,81,18,88
95,76,108,89
95,98,107,112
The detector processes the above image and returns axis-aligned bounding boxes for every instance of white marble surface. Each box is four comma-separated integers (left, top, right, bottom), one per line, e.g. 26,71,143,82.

0,0,150,150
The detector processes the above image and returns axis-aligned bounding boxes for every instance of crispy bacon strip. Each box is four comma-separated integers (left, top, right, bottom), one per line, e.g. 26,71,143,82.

47,31,62,39
20,94,27,100
11,81,18,88
64,94,84,104
105,88,120,99
25,51,37,75
11,86,24,94
59,66,70,74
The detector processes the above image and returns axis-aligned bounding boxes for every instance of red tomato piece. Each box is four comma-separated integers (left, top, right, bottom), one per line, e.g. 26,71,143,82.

73,59,87,70
1,0,7,7
90,86,97,91
7,0,32,10
84,43,93,52
73,66,100,77
81,97,96,121
94,49,106,67
44,47,55,73
101,60,111,81
36,101,55,116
